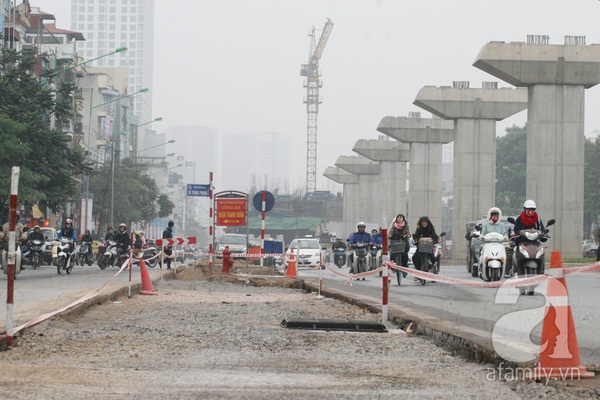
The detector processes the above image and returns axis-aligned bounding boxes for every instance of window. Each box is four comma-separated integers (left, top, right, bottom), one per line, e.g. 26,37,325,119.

109,15,115,22
78,15,84,21
130,33,136,40
88,6,94,12
109,33,115,40
121,33,127,40
99,23,107,30
98,32,106,39
108,60,114,66
121,16,127,22
121,6,127,13
87,32,94,39
121,24,127,31
120,59,127,66
130,16,137,22
87,14,94,21
87,24,94,30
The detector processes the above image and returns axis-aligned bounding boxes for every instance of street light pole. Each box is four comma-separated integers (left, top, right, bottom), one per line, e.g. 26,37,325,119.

84,87,150,233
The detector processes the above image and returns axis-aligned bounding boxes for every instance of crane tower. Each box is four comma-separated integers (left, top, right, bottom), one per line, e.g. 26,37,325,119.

300,18,334,193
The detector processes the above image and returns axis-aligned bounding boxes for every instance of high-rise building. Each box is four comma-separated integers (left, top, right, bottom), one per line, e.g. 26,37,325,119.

69,0,154,129
220,132,290,194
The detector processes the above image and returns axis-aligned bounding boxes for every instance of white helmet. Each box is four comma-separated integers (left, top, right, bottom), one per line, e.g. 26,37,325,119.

523,199,536,209
357,222,366,228
487,207,502,220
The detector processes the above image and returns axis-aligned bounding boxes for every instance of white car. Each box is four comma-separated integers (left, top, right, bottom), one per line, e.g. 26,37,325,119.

285,237,324,269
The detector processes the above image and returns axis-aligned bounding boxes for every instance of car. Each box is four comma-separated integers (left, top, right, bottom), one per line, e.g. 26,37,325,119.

285,237,324,269
582,242,598,258
217,233,247,259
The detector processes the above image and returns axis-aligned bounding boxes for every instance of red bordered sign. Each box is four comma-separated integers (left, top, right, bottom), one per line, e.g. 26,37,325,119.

216,198,247,226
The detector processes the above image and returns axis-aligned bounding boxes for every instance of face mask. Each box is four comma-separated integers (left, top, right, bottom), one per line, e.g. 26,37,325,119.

491,215,499,223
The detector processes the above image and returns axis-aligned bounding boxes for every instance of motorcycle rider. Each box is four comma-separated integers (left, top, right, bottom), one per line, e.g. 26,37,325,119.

388,213,411,269
57,218,77,256
162,221,175,270
331,237,347,266
511,200,546,245
412,216,439,274
28,225,45,242
114,223,131,262
348,222,373,274
104,226,115,242
81,229,94,261
481,207,505,236
370,229,383,270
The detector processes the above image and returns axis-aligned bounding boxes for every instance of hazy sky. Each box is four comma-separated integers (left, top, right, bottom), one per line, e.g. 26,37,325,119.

32,0,600,191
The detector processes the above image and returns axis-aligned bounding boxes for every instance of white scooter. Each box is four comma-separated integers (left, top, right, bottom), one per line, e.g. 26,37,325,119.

477,232,507,282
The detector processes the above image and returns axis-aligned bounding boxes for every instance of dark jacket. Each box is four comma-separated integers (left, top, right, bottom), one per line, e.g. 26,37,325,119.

81,233,93,243
596,245,600,262
57,225,77,240
413,216,439,245
28,230,45,242
114,230,131,250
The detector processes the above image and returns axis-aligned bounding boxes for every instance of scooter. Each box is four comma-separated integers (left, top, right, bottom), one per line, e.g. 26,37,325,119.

140,245,158,268
333,248,346,268
369,244,382,271
507,217,555,295
1,239,22,277
477,232,507,282
29,239,44,269
351,242,370,279
78,241,95,266
55,237,76,275
413,232,445,285
468,225,483,277
98,240,120,270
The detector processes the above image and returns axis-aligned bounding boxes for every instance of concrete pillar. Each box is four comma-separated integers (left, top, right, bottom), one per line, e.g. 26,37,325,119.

352,138,410,228
377,116,454,231
323,166,358,236
334,155,381,226
473,37,600,257
414,84,527,259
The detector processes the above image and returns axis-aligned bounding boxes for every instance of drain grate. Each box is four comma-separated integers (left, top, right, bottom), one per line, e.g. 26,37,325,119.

281,318,387,332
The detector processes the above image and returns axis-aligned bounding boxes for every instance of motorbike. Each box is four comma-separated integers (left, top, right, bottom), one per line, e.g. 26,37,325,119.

332,247,346,268
55,237,76,275
98,240,129,270
507,217,555,295
29,239,44,269
477,232,507,282
369,244,382,271
1,239,23,276
77,241,95,266
140,245,158,268
413,232,445,285
468,225,483,277
351,242,370,279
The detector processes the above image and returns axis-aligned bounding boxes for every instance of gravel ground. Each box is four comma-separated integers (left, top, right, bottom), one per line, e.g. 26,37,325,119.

0,264,598,399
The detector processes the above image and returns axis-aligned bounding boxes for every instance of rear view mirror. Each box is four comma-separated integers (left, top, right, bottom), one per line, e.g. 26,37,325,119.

546,219,556,227
507,217,516,224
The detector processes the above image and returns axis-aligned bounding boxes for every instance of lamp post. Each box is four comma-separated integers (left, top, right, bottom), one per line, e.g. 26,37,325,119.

121,117,164,163
48,47,128,78
84,87,150,233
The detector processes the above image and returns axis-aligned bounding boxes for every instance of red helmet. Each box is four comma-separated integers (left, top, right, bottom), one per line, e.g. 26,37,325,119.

65,218,73,225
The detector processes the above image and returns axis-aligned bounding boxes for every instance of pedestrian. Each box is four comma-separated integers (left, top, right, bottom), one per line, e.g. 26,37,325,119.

162,221,174,269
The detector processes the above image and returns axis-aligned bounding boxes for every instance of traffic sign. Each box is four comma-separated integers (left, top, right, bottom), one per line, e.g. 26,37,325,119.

156,236,197,247
187,184,209,197
216,198,247,226
252,190,275,212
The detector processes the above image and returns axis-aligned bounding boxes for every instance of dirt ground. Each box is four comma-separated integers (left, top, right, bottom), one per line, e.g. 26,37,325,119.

0,262,598,399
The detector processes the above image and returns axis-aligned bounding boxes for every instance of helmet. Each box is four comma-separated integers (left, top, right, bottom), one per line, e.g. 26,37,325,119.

357,222,366,228
523,199,536,209
487,207,502,220
33,225,40,229
85,230,90,235
119,223,127,230
65,218,73,225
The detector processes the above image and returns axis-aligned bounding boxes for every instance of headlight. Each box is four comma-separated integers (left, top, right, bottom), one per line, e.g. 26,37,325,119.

519,245,528,256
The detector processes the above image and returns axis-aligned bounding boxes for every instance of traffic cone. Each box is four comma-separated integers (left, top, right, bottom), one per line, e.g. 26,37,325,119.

285,250,297,279
139,258,158,296
526,251,594,380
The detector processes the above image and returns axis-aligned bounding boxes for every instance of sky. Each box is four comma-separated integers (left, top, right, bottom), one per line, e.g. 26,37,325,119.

31,0,600,192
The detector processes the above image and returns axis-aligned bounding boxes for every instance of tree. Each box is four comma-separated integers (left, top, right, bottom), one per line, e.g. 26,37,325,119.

495,125,527,216
584,133,600,239
0,48,90,211
90,158,174,230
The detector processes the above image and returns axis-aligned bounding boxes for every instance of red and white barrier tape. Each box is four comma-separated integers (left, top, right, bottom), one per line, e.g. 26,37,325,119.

1,257,131,339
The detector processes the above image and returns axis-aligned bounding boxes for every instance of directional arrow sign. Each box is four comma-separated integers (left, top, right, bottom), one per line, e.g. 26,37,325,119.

156,236,197,248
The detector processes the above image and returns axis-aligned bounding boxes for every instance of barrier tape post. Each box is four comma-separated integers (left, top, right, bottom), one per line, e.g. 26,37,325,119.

127,247,133,299
160,242,164,281
381,228,389,323
316,252,323,299
5,166,20,347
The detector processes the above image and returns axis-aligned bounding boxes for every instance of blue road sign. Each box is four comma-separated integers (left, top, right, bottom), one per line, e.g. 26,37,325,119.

187,184,210,197
252,190,275,212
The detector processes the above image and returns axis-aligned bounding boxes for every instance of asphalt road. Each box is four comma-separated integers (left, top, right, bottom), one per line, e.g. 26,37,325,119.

294,259,600,365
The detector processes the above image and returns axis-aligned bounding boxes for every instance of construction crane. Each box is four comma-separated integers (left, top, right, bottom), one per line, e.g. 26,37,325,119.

300,18,334,194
